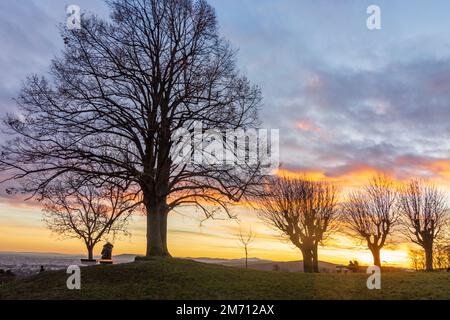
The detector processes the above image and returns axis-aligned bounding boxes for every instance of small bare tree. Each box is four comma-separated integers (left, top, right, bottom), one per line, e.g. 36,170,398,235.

42,178,140,260
341,175,399,268
258,176,338,273
409,249,425,271
398,180,448,271
237,228,255,269
434,244,450,270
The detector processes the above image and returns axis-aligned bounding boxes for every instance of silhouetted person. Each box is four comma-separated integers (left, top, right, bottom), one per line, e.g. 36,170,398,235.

101,242,114,260
348,260,359,273
348,260,354,272
353,260,360,272
39,265,45,273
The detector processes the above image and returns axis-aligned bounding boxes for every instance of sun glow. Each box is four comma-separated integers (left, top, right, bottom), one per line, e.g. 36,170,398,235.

0,201,415,268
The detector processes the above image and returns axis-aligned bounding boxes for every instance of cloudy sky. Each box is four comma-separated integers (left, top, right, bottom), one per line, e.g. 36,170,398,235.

1,0,450,266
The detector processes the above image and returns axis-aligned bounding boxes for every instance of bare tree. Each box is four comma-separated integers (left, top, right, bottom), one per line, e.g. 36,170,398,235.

309,181,339,273
257,176,338,273
409,249,425,271
409,245,449,271
341,175,399,268
398,180,448,271
0,0,263,257
434,243,450,270
237,228,255,269
42,177,139,260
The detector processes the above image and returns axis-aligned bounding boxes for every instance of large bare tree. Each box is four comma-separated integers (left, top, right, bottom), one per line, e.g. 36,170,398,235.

258,176,338,273
0,0,263,257
341,175,399,268
398,180,448,271
42,177,139,260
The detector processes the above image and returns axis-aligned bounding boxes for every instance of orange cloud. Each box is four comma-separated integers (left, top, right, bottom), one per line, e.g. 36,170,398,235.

419,159,450,178
276,165,389,189
295,120,322,134
394,156,450,190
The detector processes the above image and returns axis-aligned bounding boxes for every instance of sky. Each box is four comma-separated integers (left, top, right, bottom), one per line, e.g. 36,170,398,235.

1,0,450,267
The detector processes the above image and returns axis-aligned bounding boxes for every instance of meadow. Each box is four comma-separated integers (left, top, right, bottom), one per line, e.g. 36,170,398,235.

0,258,448,300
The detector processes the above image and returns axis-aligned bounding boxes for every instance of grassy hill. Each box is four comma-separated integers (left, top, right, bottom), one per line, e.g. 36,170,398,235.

0,258,449,300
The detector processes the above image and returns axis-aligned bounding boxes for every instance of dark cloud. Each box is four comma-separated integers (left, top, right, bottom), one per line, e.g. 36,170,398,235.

278,57,450,175
2,0,450,182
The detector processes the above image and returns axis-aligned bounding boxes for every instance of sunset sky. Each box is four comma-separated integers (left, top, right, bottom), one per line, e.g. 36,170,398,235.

2,0,450,267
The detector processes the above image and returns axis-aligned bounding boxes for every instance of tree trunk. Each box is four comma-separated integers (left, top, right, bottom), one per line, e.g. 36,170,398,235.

312,242,319,273
370,247,381,268
144,103,172,258
87,245,94,261
301,247,313,273
159,209,169,256
424,242,434,272
245,247,248,269
146,209,170,257
144,189,171,257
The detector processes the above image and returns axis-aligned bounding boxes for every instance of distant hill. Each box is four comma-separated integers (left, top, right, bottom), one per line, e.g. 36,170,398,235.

1,252,342,273
247,260,339,273
191,257,272,265
0,251,82,258
191,257,340,272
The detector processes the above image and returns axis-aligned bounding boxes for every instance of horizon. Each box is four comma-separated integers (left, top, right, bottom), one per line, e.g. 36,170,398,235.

0,250,408,269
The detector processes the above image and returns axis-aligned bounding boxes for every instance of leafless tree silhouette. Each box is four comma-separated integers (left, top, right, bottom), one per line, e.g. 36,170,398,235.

237,228,255,269
309,180,339,272
341,175,399,268
42,176,139,260
408,244,450,271
434,243,450,270
257,175,339,273
0,0,263,257
398,180,449,271
408,249,425,271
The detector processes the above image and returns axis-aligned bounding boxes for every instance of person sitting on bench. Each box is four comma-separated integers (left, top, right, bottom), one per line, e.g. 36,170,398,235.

99,242,114,264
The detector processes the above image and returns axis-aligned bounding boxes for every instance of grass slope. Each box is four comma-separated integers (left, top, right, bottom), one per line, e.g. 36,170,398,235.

0,258,449,300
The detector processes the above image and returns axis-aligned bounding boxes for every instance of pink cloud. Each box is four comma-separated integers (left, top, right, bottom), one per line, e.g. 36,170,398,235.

295,120,322,134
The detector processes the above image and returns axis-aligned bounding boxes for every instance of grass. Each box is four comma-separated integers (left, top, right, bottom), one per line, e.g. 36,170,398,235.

0,258,449,300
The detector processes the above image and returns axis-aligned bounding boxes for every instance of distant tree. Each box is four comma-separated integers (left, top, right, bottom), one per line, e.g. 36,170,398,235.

342,175,399,268
237,228,255,269
409,249,425,271
258,176,339,273
0,0,263,257
433,243,450,270
398,180,448,271
42,177,139,260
